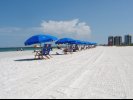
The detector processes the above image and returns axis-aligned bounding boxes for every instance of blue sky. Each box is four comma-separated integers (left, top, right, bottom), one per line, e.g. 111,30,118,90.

0,0,133,47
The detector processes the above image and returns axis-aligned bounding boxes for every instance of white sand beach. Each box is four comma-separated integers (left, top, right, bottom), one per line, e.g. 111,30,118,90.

0,46,133,99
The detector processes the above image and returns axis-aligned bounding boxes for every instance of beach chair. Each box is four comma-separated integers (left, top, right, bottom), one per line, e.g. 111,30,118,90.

38,48,50,59
63,48,68,54
47,45,53,58
69,47,73,54
73,45,79,52
63,47,73,54
34,50,42,59
40,44,52,59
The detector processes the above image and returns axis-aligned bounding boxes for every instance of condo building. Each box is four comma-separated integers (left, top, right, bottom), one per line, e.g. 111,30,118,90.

124,35,132,45
114,36,122,46
108,36,114,46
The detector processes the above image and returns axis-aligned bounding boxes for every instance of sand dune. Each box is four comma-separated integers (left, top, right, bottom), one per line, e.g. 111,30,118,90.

0,46,133,99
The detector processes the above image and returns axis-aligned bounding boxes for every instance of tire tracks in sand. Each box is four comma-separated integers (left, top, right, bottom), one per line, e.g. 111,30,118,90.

31,47,104,98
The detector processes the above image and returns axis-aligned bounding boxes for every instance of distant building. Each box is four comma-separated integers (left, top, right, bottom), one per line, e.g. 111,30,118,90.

124,35,132,45
108,36,114,46
114,36,122,46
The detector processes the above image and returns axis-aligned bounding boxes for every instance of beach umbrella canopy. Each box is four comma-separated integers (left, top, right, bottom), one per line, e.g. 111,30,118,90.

44,34,58,41
55,38,75,44
91,42,97,45
79,41,86,45
88,42,97,45
84,41,91,45
69,40,82,45
25,34,58,46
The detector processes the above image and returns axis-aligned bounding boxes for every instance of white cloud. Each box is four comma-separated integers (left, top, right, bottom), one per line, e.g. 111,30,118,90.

40,19,91,40
0,19,91,41
0,27,21,33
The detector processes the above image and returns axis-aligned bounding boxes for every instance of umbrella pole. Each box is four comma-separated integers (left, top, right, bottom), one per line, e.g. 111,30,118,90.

40,43,42,51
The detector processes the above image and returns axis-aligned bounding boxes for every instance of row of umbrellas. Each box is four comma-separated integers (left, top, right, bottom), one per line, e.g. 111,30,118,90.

24,34,97,46
55,38,97,45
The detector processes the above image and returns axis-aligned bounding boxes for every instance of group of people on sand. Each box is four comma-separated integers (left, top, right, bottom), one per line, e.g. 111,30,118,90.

58,44,95,55
62,45,79,54
34,44,96,60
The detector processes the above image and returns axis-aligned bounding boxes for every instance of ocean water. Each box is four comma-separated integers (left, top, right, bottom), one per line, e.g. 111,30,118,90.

0,46,58,52
0,47,40,52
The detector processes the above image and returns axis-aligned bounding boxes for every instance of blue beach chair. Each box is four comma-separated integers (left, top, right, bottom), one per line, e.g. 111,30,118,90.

40,44,52,59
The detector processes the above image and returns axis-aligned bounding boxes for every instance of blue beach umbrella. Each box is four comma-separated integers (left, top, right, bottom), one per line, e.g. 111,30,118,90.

25,34,58,46
88,42,96,45
69,40,82,45
79,41,86,45
85,41,91,45
55,38,75,44
92,42,97,45
44,34,58,41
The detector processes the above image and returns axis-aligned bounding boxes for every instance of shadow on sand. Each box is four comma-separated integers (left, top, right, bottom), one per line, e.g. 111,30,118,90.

14,58,44,62
51,54,65,55
14,53,65,62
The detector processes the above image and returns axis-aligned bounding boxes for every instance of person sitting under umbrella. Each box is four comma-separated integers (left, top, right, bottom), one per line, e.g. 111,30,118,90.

39,44,53,59
47,44,53,58
57,44,62,50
